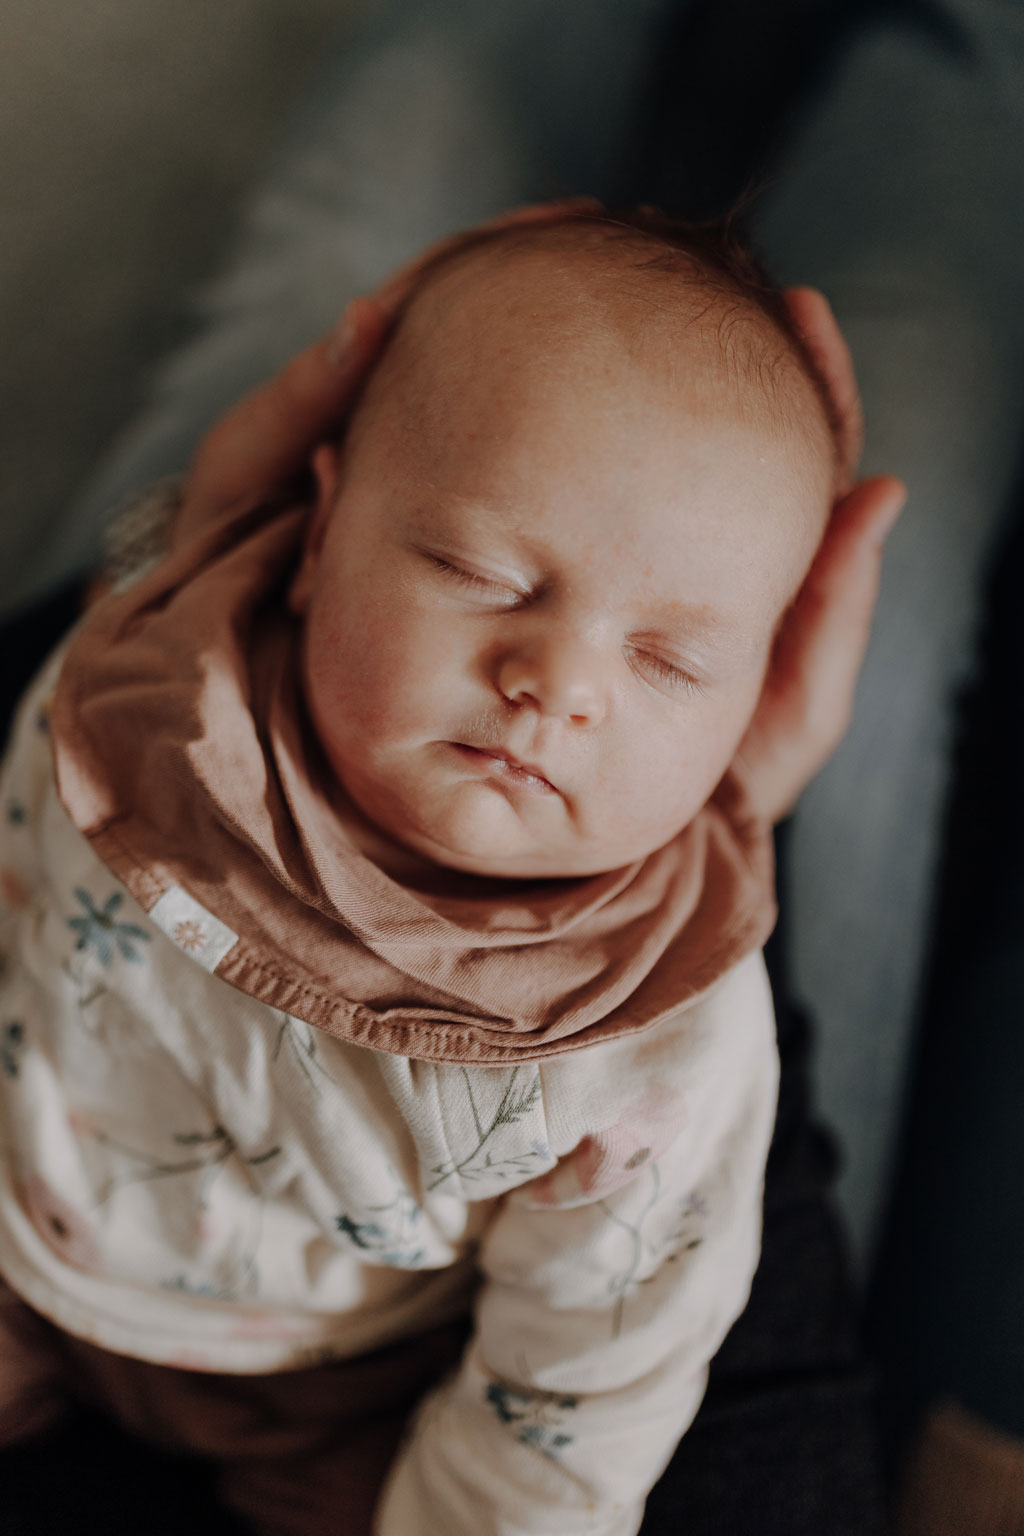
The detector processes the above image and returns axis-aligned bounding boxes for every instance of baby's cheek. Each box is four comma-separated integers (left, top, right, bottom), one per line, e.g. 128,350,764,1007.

304,598,447,749
603,711,744,838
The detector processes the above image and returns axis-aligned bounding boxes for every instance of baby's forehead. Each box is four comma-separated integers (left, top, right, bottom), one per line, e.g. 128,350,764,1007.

374,223,836,471
401,226,767,368
334,228,835,629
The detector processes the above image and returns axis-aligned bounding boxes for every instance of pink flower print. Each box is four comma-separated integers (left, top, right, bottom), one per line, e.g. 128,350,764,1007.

229,1312,309,1341
193,1210,220,1244
529,1085,686,1207
168,1350,219,1372
0,867,30,909
173,918,207,955
22,1174,101,1273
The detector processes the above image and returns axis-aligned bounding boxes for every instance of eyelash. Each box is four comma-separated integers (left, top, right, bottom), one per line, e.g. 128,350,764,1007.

635,654,705,696
428,556,524,603
428,555,704,697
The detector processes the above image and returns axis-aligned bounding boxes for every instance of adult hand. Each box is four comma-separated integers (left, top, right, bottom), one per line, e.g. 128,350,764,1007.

175,296,389,548
735,288,906,821
176,222,902,827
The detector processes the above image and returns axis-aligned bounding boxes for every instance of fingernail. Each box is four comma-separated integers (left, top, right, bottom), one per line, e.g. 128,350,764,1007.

327,304,359,369
877,482,907,539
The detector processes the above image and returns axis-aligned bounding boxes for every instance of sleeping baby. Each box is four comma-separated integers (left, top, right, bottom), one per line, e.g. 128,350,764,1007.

0,208,838,1535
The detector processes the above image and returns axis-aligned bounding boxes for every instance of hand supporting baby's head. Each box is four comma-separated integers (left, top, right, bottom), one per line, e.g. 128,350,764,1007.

289,210,839,881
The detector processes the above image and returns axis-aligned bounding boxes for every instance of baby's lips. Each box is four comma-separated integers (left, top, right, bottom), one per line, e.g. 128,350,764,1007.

449,742,559,795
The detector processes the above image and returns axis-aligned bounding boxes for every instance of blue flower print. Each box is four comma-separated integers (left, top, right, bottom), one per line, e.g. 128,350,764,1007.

337,1215,390,1247
485,1382,578,1460
336,1190,427,1267
0,1020,24,1077
162,1273,235,1302
67,888,150,966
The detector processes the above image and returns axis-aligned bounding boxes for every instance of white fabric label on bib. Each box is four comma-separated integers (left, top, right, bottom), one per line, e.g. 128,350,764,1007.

149,886,238,972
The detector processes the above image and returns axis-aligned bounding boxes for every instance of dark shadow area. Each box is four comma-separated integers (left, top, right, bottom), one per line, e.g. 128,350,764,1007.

870,446,1024,1467
1,1408,241,1536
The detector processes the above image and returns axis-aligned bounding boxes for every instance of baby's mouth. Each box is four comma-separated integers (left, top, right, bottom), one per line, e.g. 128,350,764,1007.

448,743,558,795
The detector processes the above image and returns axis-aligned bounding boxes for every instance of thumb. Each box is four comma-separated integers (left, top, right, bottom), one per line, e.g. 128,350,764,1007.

740,473,906,821
182,297,387,534
789,473,906,704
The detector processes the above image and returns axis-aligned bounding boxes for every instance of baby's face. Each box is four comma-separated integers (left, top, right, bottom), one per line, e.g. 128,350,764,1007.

296,252,833,880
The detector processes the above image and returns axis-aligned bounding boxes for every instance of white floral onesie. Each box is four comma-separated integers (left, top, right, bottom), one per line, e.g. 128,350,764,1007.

0,654,778,1536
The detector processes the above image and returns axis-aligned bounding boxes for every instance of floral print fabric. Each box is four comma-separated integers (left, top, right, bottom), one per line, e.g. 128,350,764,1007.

0,655,778,1536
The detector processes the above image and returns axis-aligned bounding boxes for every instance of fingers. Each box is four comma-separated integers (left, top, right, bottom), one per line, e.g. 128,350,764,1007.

180,198,607,550
739,474,906,821
778,472,906,791
181,296,387,538
782,287,864,491
784,472,904,722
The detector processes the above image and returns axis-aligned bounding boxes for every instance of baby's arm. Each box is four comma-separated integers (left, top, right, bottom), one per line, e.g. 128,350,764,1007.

376,953,778,1536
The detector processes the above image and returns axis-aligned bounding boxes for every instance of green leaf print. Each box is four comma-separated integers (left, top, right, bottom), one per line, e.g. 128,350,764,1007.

336,1188,426,1267
428,1067,544,1192
485,1381,578,1461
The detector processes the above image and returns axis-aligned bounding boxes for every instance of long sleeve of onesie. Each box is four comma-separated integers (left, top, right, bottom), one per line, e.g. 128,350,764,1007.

375,953,778,1536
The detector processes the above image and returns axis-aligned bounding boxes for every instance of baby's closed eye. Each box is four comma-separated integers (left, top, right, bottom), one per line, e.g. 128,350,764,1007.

624,643,707,698
423,552,529,608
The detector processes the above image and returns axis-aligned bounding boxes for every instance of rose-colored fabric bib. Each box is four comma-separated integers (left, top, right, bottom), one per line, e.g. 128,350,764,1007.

51,500,776,1065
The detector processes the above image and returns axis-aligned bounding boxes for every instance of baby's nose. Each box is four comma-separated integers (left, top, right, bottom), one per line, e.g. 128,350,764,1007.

496,633,607,726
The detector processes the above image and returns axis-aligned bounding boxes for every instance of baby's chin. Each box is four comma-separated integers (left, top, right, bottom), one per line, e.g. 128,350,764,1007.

373,781,660,883
389,787,582,880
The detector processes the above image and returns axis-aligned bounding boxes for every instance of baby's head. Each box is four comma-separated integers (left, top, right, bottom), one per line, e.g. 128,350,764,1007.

292,211,838,880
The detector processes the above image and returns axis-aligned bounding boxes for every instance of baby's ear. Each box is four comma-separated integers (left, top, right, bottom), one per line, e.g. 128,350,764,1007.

288,442,343,615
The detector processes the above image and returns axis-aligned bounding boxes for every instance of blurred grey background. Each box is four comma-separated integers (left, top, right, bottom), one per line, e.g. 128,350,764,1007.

0,0,358,614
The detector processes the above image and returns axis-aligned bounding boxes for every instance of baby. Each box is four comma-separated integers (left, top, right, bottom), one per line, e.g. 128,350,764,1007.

0,211,837,1535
